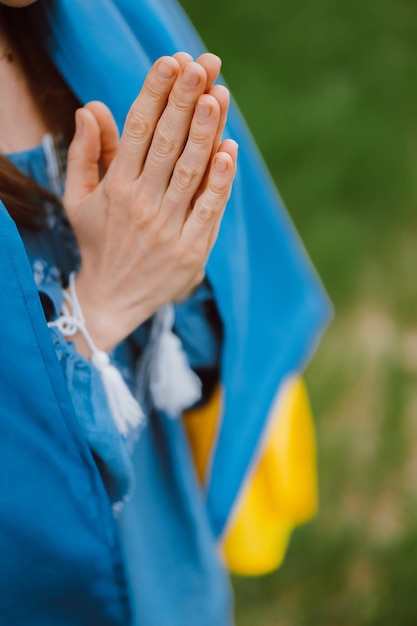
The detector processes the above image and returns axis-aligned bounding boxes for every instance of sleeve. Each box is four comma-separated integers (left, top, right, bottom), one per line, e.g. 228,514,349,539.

173,279,223,405
38,281,135,506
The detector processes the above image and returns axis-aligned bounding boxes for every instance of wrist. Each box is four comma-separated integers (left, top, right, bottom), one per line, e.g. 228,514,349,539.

72,270,152,353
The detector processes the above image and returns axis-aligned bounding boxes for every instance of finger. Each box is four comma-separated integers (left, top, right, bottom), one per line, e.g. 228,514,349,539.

181,140,238,249
64,107,101,219
140,61,208,195
173,51,194,66
216,138,239,160
114,56,180,180
161,93,221,226
190,84,230,204
196,53,222,90
84,101,119,174
205,139,239,246
207,84,230,155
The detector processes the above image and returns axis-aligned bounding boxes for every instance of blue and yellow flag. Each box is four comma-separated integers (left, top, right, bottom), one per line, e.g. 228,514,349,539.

27,0,332,573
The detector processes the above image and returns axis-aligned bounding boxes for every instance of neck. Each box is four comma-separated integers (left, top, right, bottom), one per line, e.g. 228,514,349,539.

0,27,49,153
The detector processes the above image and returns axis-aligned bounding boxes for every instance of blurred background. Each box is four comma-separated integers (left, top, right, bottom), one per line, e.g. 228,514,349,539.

180,0,415,624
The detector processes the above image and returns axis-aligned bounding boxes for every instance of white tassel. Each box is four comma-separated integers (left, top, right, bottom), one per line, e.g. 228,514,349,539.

91,350,145,436
48,272,145,436
149,304,202,416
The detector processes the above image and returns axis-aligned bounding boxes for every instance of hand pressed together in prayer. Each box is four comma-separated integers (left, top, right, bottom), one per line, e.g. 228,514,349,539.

62,53,238,357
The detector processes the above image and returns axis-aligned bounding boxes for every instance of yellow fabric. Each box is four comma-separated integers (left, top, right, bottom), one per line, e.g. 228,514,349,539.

184,385,222,484
183,377,318,576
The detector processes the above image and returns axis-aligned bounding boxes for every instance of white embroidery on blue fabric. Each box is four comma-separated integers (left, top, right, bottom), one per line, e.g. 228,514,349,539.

32,258,61,287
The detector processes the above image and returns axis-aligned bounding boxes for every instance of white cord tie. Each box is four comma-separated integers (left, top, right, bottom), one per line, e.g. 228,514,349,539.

48,272,145,436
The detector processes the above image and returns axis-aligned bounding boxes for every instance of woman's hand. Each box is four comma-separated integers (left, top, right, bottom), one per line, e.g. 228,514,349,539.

63,54,237,355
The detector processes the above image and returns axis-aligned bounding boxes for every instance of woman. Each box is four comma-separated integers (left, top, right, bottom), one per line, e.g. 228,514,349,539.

0,1,331,625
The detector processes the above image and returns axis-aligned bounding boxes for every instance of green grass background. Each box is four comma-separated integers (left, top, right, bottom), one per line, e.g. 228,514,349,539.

179,1,416,623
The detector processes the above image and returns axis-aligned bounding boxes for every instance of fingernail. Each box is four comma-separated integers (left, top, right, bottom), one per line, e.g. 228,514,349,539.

214,158,227,173
196,101,211,120
182,67,200,87
158,59,176,79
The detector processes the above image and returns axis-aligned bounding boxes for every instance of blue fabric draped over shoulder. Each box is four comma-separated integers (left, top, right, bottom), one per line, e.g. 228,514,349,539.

0,203,133,624
27,0,332,538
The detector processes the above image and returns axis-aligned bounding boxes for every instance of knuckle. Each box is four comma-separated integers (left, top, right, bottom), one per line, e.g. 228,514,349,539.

131,208,153,230
124,111,151,143
170,91,193,113
196,203,215,225
143,78,166,104
130,190,153,222
173,162,199,191
210,178,229,196
152,131,176,158
189,127,211,147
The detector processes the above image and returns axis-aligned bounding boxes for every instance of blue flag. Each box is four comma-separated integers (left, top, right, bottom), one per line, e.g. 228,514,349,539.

30,0,332,538
0,0,331,622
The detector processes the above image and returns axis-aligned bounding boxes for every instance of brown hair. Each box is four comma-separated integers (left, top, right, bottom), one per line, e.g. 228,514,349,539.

0,5,79,229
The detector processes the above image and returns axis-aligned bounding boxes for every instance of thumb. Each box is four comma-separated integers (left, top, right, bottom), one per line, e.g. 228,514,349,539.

64,107,101,221
84,100,119,174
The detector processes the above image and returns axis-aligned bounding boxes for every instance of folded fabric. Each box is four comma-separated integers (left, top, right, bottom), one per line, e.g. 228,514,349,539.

29,0,332,540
